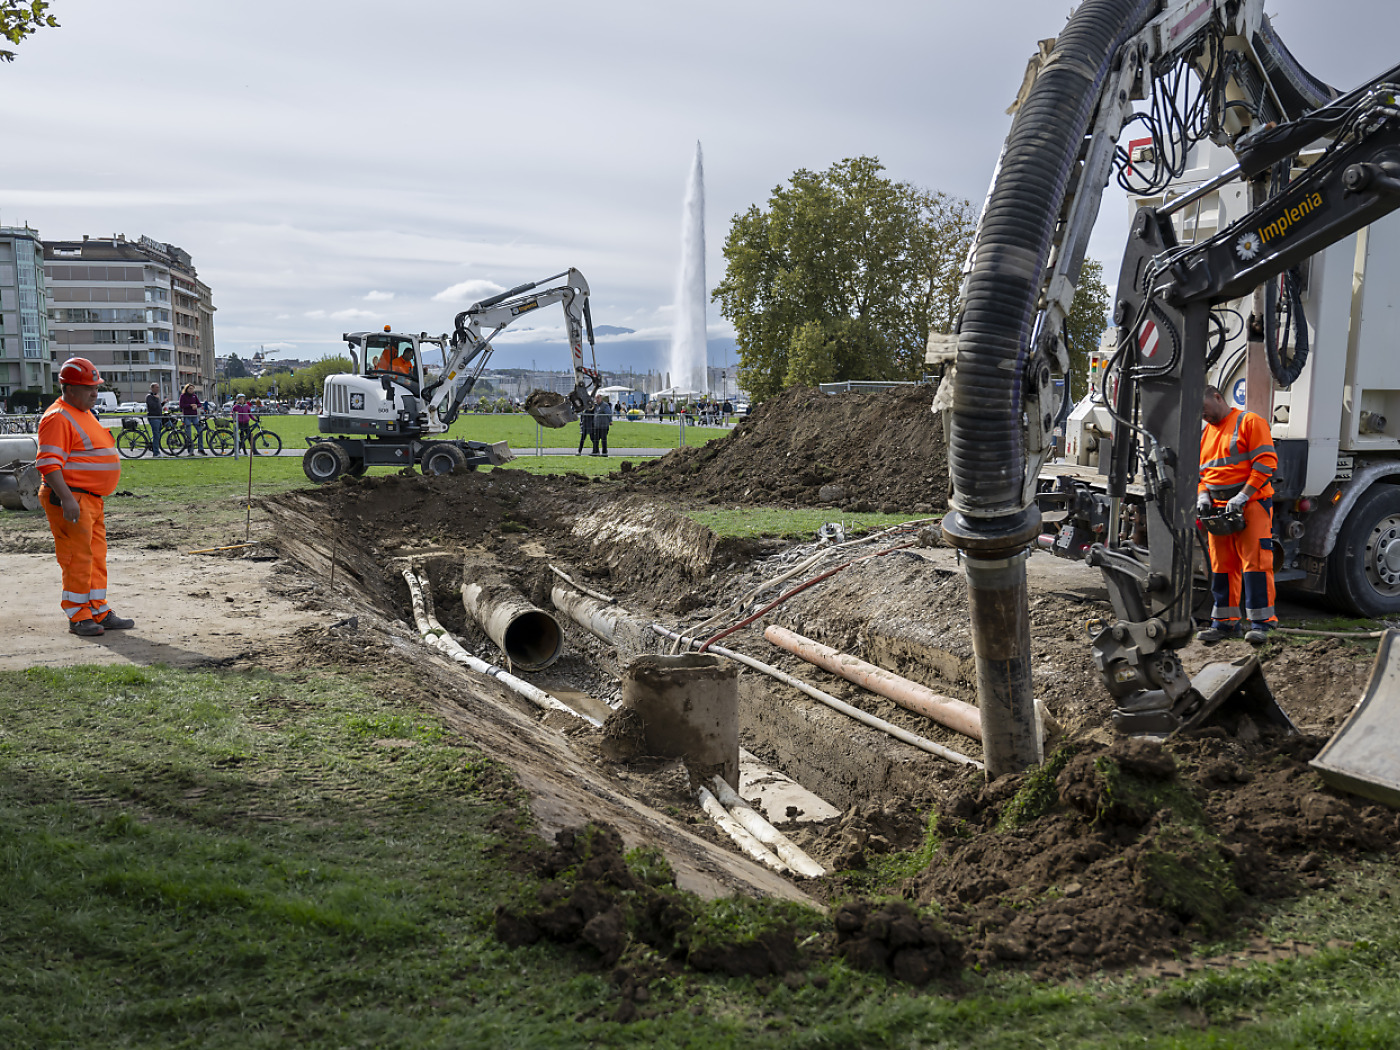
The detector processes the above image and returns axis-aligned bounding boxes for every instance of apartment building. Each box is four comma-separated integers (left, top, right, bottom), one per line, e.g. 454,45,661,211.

44,234,216,401
0,225,51,398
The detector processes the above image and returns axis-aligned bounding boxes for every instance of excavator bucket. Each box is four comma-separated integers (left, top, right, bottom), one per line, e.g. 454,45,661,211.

1311,630,1400,808
1112,653,1296,738
524,390,577,428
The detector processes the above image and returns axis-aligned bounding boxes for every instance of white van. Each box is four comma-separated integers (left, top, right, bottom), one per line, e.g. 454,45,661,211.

94,392,119,413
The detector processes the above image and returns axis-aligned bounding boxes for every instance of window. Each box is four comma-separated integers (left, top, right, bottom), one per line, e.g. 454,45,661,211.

144,287,169,303
92,330,148,345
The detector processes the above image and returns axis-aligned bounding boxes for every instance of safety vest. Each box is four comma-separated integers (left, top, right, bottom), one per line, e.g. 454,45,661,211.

375,350,413,375
1199,407,1276,502
37,397,121,496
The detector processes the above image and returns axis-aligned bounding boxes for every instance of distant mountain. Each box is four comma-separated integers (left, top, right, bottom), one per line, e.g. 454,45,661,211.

592,325,636,337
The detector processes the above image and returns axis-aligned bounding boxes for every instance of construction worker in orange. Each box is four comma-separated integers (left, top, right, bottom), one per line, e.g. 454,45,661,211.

36,358,134,637
373,338,414,375
1195,384,1277,646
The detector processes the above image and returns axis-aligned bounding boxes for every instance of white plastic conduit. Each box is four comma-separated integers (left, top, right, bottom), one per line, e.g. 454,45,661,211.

709,776,825,878
695,785,788,874
651,625,983,770
402,569,601,727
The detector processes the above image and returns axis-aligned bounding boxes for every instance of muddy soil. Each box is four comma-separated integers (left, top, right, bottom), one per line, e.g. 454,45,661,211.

622,385,949,511
248,464,1397,982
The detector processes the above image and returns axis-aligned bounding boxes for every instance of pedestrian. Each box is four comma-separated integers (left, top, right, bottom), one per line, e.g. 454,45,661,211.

590,394,613,457
179,383,207,456
1195,384,1278,645
232,394,254,457
576,396,594,455
145,381,166,455
36,358,133,637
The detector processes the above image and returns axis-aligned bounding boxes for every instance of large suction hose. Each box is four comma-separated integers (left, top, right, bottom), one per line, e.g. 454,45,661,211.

943,0,1157,775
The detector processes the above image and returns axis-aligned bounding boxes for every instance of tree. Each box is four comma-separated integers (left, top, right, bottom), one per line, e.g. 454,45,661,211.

1063,258,1111,401
1,1,58,62
223,353,249,379
713,156,977,401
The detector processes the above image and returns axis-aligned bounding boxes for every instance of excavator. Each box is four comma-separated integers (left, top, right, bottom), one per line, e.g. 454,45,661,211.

942,0,1400,787
303,268,602,483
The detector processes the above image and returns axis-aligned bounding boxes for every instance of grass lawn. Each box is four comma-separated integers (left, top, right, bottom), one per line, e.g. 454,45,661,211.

5,664,1400,1047
167,413,730,452
685,508,937,540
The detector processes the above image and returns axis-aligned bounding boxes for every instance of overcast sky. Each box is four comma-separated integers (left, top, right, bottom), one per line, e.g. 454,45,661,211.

2,0,1393,374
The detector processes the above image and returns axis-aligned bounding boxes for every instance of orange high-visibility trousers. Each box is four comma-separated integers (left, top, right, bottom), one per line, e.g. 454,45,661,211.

1206,497,1276,625
41,489,110,623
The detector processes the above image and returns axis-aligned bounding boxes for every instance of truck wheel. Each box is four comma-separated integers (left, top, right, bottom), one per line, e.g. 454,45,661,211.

1327,485,1400,617
346,459,368,477
303,442,350,484
421,443,468,476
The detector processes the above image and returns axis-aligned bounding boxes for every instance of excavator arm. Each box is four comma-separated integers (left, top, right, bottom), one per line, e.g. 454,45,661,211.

425,268,601,428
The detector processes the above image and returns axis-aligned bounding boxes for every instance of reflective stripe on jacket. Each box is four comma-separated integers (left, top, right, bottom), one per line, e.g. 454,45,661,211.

1199,407,1275,502
37,397,121,496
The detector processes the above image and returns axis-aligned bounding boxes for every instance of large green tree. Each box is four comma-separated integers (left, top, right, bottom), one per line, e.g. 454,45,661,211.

1064,257,1111,401
713,156,977,401
1,1,58,62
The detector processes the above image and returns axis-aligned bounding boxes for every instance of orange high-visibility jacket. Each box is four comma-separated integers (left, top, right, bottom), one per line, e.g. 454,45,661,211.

374,350,413,375
37,397,121,496
1199,407,1276,502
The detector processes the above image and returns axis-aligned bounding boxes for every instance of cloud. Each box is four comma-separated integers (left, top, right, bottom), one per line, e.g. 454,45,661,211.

304,307,379,321
364,290,394,301
432,279,506,303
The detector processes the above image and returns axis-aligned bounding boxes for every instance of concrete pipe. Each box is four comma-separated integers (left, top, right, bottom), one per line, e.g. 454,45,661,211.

0,435,39,467
622,654,739,789
462,573,564,671
0,462,41,511
550,584,659,664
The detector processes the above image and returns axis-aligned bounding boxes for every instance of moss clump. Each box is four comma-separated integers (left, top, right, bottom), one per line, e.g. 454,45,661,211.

1133,821,1241,932
1091,754,1204,828
998,743,1081,829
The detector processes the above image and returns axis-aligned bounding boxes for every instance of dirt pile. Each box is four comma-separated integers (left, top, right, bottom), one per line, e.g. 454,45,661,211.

625,385,948,510
495,823,805,999
897,733,1400,976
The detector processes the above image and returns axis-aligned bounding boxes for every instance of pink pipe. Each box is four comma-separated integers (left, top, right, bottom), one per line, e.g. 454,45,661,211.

762,625,982,741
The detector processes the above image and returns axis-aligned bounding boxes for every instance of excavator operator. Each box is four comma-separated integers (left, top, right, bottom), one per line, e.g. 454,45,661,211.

1195,384,1278,646
373,339,415,376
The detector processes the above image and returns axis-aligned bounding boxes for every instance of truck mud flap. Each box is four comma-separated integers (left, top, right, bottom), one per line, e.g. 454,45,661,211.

1311,630,1400,808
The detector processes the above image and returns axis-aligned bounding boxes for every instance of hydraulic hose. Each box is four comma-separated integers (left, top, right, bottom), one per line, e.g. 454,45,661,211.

948,0,1157,527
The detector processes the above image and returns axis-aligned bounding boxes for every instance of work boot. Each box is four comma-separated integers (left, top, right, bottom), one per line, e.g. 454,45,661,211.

70,618,104,637
96,613,135,630
1245,622,1274,646
1196,620,1242,644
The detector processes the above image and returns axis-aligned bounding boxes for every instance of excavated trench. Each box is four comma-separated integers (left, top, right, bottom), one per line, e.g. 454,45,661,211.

255,390,1400,980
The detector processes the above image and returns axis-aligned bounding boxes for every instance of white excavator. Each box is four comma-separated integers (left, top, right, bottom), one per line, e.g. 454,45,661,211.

302,268,602,483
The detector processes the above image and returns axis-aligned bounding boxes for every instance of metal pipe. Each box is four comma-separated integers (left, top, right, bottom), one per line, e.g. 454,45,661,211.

462,574,564,671
962,550,1042,775
762,625,982,741
1157,163,1244,218
651,625,982,770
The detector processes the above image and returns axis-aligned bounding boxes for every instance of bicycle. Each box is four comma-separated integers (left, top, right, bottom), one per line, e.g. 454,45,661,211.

162,418,229,457
116,418,157,458
237,416,283,457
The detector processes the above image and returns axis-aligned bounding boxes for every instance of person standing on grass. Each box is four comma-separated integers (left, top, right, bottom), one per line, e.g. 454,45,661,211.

36,358,134,637
232,394,254,457
576,396,594,456
179,383,207,456
590,394,612,457
145,382,166,456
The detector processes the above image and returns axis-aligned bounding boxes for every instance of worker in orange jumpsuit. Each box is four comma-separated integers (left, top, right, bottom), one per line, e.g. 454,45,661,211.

374,341,414,375
36,358,134,637
1196,384,1277,645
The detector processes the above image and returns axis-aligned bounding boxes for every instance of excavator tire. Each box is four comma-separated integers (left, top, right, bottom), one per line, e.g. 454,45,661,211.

421,442,469,477
304,441,350,484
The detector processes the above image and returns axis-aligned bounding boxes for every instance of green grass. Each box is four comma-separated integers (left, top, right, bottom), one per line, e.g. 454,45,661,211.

684,508,934,540
165,412,729,452
10,664,1400,1047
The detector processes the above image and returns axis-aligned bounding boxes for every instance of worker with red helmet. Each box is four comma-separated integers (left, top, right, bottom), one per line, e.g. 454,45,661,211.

36,358,134,637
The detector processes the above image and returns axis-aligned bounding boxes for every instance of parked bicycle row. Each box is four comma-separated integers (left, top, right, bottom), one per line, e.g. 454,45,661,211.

116,417,283,459
0,415,41,434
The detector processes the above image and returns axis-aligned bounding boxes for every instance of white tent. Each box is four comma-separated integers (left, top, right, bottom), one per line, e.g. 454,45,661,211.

597,385,635,395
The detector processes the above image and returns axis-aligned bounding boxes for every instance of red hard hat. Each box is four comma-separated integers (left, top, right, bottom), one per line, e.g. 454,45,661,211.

58,357,103,386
